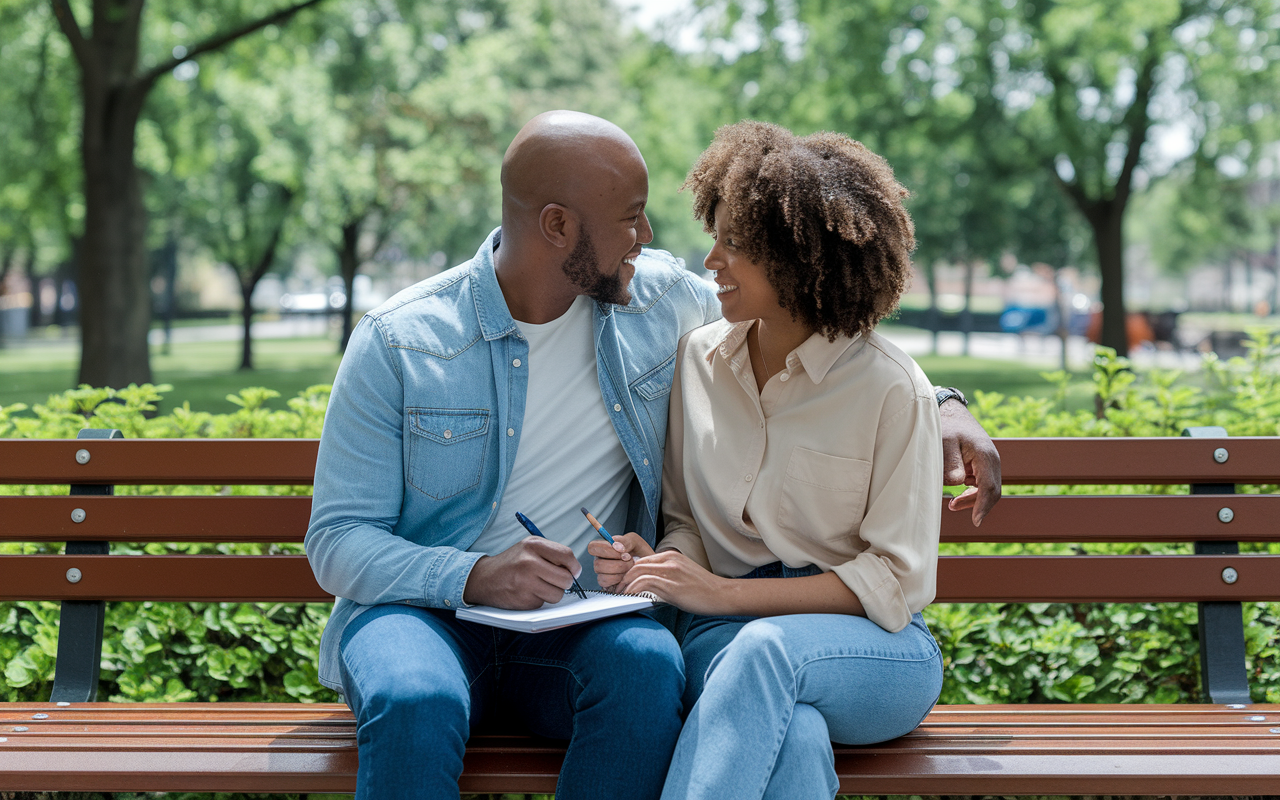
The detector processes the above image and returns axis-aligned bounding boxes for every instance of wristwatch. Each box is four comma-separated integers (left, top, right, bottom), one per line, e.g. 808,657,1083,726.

935,386,968,407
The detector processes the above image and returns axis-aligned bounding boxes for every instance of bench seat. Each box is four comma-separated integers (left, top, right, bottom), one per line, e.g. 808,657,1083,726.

4,433,1280,795
4,702,1279,795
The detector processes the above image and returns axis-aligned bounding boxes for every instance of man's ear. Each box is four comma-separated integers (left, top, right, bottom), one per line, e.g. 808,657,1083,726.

539,204,574,248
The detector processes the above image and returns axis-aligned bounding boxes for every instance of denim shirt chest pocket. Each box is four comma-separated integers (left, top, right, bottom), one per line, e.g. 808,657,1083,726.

630,352,676,449
406,408,491,500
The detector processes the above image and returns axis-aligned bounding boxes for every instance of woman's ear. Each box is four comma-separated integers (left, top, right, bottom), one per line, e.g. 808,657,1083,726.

539,204,574,248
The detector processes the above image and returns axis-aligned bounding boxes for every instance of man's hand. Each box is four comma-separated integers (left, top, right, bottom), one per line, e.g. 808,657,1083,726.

588,532,654,592
463,537,582,609
939,399,1002,526
618,550,728,615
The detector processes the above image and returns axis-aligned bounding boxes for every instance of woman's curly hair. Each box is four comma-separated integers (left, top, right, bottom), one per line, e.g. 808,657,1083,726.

682,121,915,340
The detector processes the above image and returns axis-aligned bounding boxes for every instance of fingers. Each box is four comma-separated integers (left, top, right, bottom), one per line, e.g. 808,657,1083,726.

525,536,582,579
586,539,631,561
948,486,979,510
964,445,1002,527
618,532,655,558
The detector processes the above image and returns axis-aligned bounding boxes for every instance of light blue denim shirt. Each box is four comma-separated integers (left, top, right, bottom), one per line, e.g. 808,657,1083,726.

306,229,719,693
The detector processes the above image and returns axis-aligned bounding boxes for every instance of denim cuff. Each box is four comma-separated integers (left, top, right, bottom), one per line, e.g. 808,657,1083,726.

426,548,487,609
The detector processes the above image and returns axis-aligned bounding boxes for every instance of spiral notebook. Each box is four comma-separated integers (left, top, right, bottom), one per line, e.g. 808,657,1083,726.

455,590,660,633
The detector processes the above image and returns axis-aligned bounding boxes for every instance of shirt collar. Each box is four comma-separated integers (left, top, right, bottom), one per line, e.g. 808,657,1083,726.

707,320,863,385
470,228,520,341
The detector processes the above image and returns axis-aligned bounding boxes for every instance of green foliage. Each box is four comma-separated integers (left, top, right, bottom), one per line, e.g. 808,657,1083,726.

0,383,337,705
928,332,1280,705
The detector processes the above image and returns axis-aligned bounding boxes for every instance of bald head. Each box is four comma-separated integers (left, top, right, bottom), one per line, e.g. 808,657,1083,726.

493,111,653,317
501,111,646,225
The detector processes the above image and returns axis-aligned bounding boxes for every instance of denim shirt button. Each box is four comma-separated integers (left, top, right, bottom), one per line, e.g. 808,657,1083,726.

513,359,521,367
507,428,515,436
613,404,622,412
444,599,451,607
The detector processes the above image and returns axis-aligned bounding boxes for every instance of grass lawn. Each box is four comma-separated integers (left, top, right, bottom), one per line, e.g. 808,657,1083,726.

0,335,343,415
915,353,1094,411
1,327,1094,417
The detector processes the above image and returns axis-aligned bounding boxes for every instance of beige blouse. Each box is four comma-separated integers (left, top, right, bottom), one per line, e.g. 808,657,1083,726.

658,319,942,632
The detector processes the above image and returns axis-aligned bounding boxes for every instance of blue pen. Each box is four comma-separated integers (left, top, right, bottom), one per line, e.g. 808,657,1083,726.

515,511,588,599
580,507,615,544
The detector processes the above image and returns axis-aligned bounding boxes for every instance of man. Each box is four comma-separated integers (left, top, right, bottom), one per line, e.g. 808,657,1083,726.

306,110,1000,800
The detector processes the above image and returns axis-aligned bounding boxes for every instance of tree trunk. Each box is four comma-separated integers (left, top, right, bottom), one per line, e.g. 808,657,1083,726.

338,220,360,353
960,260,975,357
52,0,327,387
239,280,255,371
924,262,939,355
1087,199,1128,357
72,16,153,388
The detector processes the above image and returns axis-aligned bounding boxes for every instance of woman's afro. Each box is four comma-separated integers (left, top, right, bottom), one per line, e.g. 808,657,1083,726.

683,121,916,340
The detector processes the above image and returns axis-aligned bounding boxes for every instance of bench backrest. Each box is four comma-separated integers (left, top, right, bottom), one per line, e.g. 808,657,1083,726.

2,431,1278,703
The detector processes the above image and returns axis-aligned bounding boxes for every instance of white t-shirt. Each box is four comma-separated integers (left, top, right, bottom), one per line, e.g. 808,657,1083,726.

469,295,633,589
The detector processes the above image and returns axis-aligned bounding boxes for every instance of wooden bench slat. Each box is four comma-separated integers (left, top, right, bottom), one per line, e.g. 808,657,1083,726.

942,494,1280,542
0,439,319,485
995,437,1280,484
6,437,1280,485
0,496,311,542
938,554,1280,602
828,752,1280,795
5,703,1280,795
4,553,1279,602
6,494,1280,544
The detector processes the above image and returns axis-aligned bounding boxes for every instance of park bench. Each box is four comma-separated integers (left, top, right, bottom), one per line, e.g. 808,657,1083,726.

1,429,1279,795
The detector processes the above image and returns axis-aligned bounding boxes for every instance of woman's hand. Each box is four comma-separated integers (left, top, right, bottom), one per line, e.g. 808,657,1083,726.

618,550,730,615
588,532,654,592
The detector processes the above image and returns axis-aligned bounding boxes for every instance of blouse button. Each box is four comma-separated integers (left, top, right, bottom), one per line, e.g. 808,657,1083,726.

779,373,789,382
744,474,753,482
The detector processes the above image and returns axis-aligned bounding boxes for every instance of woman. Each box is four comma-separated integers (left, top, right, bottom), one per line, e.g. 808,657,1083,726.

591,121,943,800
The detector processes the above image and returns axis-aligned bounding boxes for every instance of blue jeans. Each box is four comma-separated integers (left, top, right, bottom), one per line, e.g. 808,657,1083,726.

339,604,685,800
662,563,943,800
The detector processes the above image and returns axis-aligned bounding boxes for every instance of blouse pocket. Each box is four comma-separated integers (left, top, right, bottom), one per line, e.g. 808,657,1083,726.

777,447,872,543
406,408,490,500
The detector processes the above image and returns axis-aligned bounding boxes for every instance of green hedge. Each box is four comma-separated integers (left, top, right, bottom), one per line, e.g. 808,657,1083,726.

2,336,1280,712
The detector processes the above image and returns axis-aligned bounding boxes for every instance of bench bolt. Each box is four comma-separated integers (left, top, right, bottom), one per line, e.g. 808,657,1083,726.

71,508,86,523
32,713,47,719
1272,728,1280,733
1248,715,1266,721
66,568,82,584
1228,703,1247,708
56,702,70,707
75,449,91,464
1221,567,1239,584
1218,507,1234,523
12,727,27,732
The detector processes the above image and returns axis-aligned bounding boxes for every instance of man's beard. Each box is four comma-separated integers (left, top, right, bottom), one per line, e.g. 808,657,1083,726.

561,229,631,306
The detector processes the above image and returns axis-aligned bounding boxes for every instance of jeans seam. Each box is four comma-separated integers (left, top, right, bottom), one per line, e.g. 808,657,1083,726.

503,656,587,692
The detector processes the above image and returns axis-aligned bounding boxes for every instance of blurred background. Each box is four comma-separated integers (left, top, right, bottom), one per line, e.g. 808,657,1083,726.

1,0,1278,413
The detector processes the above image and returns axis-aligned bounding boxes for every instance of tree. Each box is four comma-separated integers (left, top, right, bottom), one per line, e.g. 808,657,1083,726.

49,0,326,387
670,0,1280,355
0,1,80,337
903,0,1280,354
